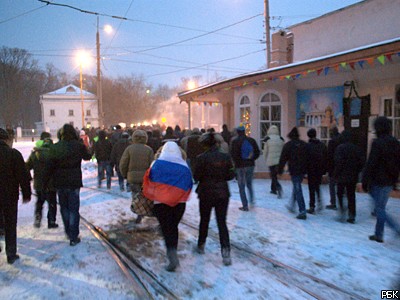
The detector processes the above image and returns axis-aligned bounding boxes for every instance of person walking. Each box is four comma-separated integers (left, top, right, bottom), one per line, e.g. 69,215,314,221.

362,116,400,242
220,124,232,145
278,127,308,220
305,128,328,214
92,130,113,189
26,132,59,229
143,141,193,271
333,130,365,224
263,125,284,198
326,126,341,210
184,128,203,173
119,129,154,224
111,131,131,191
0,128,32,264
193,132,235,266
44,124,92,246
229,124,260,211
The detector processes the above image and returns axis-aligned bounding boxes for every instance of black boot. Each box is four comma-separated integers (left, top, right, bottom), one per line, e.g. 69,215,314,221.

34,213,41,228
166,248,179,272
221,247,232,266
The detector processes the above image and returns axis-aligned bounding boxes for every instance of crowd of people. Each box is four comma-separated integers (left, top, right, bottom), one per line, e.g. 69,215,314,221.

0,117,399,271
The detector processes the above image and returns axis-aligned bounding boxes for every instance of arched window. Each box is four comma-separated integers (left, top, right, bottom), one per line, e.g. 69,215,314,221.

260,92,281,140
239,95,251,133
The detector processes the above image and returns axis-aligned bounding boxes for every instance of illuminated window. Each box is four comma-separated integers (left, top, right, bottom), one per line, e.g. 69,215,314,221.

260,92,281,141
239,95,251,134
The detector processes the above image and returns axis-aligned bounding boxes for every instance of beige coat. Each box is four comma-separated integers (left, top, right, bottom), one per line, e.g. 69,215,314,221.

263,126,284,167
119,130,154,184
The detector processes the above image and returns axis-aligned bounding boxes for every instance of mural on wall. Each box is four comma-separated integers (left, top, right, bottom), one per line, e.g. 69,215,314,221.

296,86,344,128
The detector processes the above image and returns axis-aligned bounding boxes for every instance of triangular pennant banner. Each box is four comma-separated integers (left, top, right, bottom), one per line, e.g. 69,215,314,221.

324,67,330,75
295,74,301,79
377,55,385,65
340,62,347,69
358,60,365,69
349,62,356,70
367,58,374,66
333,65,340,72
317,69,323,76
385,54,392,61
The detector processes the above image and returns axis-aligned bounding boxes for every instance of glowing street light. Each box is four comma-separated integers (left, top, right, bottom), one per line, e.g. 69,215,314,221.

76,50,91,129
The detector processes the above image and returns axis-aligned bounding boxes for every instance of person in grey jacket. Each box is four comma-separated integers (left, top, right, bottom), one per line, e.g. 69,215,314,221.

119,129,154,223
263,125,284,198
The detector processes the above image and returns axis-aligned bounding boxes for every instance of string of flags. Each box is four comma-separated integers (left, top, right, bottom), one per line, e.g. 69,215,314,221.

190,50,400,100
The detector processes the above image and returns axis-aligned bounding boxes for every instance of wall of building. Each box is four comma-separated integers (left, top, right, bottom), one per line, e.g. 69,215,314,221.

290,0,400,62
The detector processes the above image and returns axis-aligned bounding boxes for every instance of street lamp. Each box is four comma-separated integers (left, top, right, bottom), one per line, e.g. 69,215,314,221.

97,17,113,129
76,50,91,129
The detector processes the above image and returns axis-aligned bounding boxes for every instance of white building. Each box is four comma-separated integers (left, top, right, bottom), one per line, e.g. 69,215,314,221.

40,84,98,133
178,0,400,176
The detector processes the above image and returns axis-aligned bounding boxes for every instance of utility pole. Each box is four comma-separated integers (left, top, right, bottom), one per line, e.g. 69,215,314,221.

264,0,271,68
96,16,104,128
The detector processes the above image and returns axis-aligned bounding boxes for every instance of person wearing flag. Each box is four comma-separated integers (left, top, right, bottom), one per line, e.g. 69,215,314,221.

143,141,193,272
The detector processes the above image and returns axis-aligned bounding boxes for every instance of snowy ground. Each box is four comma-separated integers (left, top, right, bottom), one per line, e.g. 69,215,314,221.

0,141,399,300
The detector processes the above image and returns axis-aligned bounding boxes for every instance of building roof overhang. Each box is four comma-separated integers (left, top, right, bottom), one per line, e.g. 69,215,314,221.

178,37,400,103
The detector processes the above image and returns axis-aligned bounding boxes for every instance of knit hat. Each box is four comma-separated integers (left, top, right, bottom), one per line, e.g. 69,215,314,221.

40,131,51,140
0,128,9,140
236,123,245,131
287,127,300,139
307,128,317,138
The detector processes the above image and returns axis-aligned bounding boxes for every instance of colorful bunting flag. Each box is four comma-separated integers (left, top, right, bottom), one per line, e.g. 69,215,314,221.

349,62,356,70
358,60,365,69
377,55,385,65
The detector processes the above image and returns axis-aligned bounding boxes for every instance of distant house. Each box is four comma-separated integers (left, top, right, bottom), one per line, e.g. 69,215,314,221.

178,0,400,175
40,84,98,133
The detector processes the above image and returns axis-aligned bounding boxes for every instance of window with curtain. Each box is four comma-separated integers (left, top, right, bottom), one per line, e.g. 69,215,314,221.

239,95,251,134
259,92,281,140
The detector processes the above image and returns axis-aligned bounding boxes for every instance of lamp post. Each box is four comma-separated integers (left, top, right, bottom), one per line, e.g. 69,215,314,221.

96,17,113,129
76,50,90,129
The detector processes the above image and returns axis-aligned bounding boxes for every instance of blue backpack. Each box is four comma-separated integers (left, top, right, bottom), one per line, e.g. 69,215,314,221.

241,138,254,160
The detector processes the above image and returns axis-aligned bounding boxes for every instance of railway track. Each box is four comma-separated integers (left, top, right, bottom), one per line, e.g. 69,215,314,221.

81,186,370,300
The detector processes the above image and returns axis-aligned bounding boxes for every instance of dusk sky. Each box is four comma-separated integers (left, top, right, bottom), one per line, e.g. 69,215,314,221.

1,0,363,88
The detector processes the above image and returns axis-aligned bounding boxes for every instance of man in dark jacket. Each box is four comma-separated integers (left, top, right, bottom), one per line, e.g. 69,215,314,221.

93,130,113,189
278,127,308,220
362,116,400,242
334,130,365,224
26,132,58,228
185,128,203,173
193,132,235,266
44,124,92,246
326,126,341,209
0,128,31,263
229,124,260,211
306,128,328,214
111,131,131,191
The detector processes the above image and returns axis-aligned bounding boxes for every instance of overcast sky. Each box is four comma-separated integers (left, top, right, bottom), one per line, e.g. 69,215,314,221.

1,0,363,87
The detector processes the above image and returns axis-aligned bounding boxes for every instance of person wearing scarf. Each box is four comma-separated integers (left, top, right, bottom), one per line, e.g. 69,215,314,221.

143,141,192,272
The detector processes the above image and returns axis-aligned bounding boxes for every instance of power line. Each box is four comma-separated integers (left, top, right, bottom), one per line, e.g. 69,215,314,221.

0,4,48,24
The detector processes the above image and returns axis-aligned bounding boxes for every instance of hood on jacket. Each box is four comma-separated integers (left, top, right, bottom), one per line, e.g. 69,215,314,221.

287,127,299,139
132,129,148,144
267,125,280,136
374,116,391,137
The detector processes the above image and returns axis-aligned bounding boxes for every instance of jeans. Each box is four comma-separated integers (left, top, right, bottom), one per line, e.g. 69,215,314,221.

291,175,306,215
370,185,400,239
307,175,322,209
236,166,255,208
198,195,230,250
57,188,81,241
115,166,127,190
98,161,112,188
35,190,57,224
269,165,282,194
337,182,356,219
328,175,337,206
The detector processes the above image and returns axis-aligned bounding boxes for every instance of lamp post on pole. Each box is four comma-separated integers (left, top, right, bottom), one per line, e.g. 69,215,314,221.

96,16,103,129
80,63,85,129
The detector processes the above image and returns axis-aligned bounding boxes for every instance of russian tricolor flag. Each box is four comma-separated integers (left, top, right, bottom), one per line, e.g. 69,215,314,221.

143,159,193,207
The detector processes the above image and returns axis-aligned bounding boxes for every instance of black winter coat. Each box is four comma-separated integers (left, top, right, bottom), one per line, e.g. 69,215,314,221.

334,142,365,183
111,139,131,167
44,140,92,189
327,134,342,175
306,138,328,177
193,145,235,199
229,132,260,168
362,134,400,188
0,140,31,201
278,138,308,176
26,146,55,191
93,139,113,162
